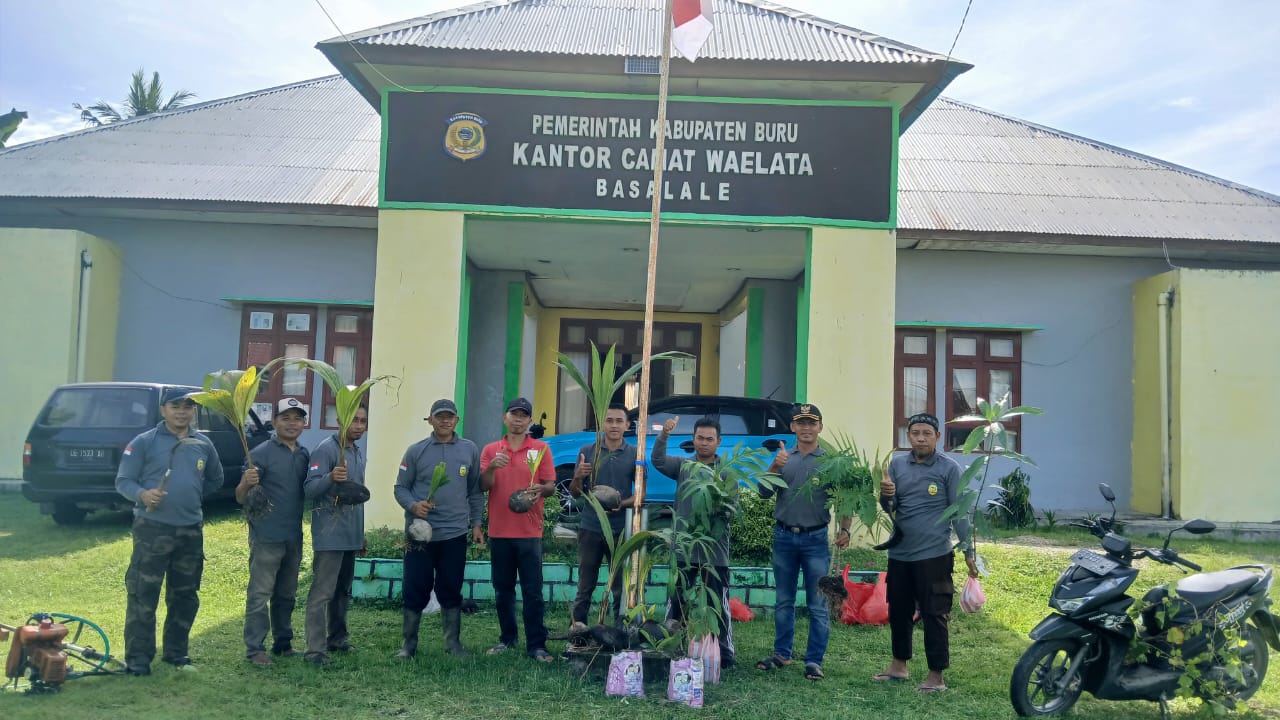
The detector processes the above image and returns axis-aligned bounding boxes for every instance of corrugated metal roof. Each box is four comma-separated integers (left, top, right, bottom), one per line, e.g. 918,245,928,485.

1,77,1277,246
898,99,1280,243
321,0,953,63
0,76,379,208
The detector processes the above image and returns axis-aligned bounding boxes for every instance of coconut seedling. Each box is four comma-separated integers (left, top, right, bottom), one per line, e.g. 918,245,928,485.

288,359,393,506
188,362,280,519
506,446,547,513
408,461,451,543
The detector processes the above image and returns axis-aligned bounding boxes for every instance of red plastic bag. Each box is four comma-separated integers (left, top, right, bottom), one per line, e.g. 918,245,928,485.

728,597,755,622
839,564,874,625
859,572,889,625
960,575,987,613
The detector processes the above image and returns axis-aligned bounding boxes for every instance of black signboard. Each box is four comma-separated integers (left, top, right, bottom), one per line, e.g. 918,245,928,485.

382,88,896,226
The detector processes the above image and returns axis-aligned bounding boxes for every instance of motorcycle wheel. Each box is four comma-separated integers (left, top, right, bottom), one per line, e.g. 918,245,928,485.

1010,639,1086,717
1232,622,1269,702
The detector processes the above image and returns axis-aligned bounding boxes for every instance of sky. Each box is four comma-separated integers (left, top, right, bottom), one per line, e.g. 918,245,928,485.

1,0,1278,195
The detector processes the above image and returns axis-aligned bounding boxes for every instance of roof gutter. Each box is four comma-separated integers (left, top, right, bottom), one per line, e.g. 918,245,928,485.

900,60,970,132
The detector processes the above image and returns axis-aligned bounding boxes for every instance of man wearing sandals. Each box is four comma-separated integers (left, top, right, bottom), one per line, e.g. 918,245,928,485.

756,403,852,681
872,413,978,693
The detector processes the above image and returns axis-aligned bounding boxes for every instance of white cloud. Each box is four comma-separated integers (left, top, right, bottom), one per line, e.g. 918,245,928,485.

1140,95,1280,190
5,109,84,147
1166,96,1199,109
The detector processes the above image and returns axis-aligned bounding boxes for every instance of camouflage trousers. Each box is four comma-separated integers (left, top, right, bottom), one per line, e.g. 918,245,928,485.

124,517,204,666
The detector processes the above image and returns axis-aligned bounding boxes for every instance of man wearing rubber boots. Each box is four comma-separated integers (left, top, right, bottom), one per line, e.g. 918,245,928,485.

872,413,978,693
115,388,224,675
393,399,484,658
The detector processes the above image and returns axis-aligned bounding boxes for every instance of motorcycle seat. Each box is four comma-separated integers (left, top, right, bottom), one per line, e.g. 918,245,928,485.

1172,569,1261,607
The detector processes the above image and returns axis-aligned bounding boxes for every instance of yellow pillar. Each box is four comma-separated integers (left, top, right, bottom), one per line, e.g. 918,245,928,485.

804,226,897,539
365,209,467,528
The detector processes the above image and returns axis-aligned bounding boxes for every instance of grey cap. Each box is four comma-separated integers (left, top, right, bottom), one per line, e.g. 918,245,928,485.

428,398,458,418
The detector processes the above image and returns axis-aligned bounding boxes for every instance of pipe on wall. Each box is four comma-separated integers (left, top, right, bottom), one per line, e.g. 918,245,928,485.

75,249,93,383
1157,287,1175,519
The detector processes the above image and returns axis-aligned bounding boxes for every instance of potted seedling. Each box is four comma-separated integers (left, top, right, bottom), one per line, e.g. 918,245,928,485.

407,461,451,543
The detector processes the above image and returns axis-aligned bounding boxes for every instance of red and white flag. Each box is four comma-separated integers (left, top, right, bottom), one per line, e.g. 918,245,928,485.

672,0,714,61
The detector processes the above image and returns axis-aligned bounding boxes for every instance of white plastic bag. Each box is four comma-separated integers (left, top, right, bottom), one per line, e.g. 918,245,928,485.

960,575,987,613
424,590,441,615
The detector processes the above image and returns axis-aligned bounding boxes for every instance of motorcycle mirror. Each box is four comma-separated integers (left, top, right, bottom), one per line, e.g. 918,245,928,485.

1098,483,1116,503
762,439,784,452
1181,519,1216,535
679,440,696,454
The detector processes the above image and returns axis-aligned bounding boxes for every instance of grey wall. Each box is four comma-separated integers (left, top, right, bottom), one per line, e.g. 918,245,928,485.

465,270,526,447
896,250,1169,513
719,309,746,396
752,279,798,402
3,214,375,450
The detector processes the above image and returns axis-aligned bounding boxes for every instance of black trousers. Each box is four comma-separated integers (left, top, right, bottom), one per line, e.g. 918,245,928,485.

668,563,734,663
886,552,955,672
403,533,468,611
572,527,624,624
490,537,548,652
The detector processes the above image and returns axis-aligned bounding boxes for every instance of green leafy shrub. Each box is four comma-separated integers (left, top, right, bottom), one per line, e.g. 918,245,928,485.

729,490,775,566
364,526,406,559
986,467,1035,529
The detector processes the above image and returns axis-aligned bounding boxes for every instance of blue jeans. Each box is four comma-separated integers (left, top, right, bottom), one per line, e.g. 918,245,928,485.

771,526,831,665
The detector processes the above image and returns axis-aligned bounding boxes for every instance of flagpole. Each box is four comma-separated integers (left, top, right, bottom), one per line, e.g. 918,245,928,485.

628,0,674,610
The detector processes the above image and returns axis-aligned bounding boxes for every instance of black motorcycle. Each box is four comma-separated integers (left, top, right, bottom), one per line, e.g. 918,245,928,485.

1011,483,1280,717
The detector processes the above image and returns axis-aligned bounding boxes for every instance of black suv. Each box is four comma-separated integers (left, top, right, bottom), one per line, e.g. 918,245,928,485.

22,382,271,524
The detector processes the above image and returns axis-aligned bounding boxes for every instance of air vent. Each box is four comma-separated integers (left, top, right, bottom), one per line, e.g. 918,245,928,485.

624,57,660,75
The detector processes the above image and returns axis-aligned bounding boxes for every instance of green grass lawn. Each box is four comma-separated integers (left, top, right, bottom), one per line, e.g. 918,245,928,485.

0,500,1276,719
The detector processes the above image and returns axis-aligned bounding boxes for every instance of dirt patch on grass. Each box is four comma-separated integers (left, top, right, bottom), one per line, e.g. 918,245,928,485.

1000,535,1076,549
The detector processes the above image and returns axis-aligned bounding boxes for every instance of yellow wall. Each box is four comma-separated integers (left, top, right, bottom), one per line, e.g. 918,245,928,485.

1130,272,1174,515
805,227,896,450
365,209,466,528
0,228,121,479
1173,270,1280,521
533,307,721,435
806,227,896,541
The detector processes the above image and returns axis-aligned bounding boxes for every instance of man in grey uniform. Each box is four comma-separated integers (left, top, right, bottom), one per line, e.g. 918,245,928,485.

393,399,484,658
756,403,852,681
115,387,224,676
302,405,369,666
873,412,978,693
568,402,636,625
653,415,735,669
238,398,311,666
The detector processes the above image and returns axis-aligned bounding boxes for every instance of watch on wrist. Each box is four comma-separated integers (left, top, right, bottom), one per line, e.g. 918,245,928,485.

838,528,850,535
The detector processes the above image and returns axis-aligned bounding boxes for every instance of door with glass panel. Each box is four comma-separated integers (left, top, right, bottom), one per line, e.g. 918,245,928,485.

322,309,374,429
555,319,701,434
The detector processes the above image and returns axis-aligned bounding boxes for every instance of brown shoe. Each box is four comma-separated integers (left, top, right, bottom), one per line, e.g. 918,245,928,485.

247,652,273,667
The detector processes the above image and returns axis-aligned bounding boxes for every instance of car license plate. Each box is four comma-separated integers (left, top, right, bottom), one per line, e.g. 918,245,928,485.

66,448,109,463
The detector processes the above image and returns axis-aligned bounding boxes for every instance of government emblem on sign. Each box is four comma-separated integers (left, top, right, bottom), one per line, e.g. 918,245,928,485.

443,112,487,162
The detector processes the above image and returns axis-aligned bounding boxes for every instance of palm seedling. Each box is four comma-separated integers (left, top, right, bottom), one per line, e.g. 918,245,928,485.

188,363,280,519
408,462,451,543
507,446,546,513
288,359,394,506
799,434,893,605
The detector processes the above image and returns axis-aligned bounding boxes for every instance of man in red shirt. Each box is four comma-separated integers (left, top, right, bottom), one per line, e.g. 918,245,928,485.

480,397,557,662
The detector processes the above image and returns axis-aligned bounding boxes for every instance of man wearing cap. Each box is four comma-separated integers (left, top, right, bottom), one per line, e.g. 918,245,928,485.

479,397,557,662
393,399,484,659
237,398,311,666
872,413,978,693
653,415,736,669
114,387,225,675
302,405,369,666
756,403,851,681
568,402,637,626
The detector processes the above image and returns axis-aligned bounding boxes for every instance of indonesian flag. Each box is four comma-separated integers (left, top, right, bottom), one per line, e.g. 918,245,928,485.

672,0,714,62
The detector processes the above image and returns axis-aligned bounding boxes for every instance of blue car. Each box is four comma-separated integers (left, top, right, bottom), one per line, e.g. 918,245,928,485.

540,395,796,517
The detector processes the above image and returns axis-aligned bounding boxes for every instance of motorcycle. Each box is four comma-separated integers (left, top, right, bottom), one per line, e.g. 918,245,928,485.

1011,483,1280,717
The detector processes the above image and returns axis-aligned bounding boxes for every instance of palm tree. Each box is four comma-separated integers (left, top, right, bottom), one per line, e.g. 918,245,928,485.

74,68,195,127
